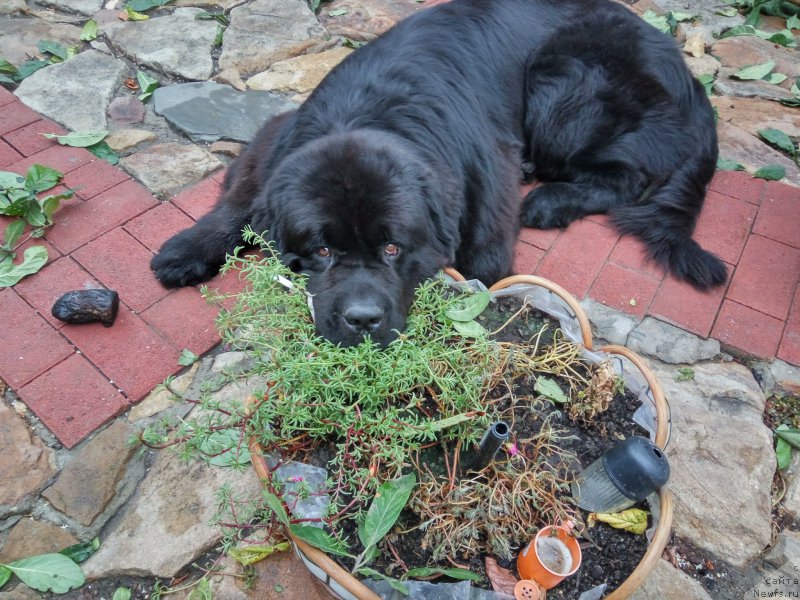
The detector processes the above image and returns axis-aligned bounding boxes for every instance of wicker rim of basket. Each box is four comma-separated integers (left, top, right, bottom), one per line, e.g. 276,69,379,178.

244,272,673,600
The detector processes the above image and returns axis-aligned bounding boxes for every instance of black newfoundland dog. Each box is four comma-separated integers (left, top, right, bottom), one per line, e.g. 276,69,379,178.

152,0,725,347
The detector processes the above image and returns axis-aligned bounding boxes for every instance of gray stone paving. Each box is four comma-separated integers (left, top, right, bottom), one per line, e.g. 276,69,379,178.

1,0,800,598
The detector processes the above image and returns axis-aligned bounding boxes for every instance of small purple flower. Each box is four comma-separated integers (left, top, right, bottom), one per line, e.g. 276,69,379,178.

287,475,304,483
505,442,519,457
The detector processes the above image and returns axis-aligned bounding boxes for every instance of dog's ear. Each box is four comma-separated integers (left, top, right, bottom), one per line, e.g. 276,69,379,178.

419,165,460,265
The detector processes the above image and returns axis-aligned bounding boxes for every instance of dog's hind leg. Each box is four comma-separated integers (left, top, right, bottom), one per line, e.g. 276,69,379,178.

521,180,631,229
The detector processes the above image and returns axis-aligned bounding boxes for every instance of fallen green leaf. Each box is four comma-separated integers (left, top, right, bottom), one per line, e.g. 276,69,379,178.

228,541,290,566
534,376,568,403
715,7,739,17
43,130,108,148
676,367,695,382
758,128,796,157
0,58,17,75
0,171,25,189
178,348,199,366
776,436,792,470
696,73,715,96
732,60,775,80
137,70,159,101
767,72,788,85
788,14,800,30
427,412,475,432
274,583,285,592
4,220,25,248
59,538,100,563
112,587,132,600
87,141,120,165
776,424,800,449
25,164,63,193
37,40,70,61
0,566,11,589
80,19,98,41
125,6,150,21
128,0,173,11
717,157,745,171
641,10,670,34
0,553,84,593
328,8,349,16
0,245,49,287
753,165,785,180
15,58,49,80
592,508,649,535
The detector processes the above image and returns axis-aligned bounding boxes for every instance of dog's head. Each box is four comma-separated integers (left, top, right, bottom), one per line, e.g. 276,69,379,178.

255,130,459,347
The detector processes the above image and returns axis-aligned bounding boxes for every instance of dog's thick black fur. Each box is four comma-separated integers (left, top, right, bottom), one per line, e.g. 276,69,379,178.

151,0,725,347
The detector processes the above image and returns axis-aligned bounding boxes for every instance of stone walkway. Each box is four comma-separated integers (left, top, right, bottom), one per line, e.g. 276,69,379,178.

0,0,799,598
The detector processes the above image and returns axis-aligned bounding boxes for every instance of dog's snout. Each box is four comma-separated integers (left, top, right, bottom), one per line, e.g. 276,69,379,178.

342,301,384,334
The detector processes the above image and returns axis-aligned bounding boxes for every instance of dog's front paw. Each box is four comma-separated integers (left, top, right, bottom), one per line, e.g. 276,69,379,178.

151,245,219,288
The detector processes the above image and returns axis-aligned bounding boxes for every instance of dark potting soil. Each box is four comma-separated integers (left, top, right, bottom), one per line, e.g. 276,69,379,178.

359,295,655,598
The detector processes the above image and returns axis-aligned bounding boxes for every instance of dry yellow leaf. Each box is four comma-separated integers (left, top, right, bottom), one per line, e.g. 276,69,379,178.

684,32,705,58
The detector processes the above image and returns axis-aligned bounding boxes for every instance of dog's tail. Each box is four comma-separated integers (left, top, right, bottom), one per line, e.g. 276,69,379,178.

610,160,727,290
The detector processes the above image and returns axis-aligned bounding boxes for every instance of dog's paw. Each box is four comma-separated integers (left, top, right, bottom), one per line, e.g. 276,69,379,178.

521,195,568,229
151,249,218,288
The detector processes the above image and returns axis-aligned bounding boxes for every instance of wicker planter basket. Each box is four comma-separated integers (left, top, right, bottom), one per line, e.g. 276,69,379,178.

248,272,673,600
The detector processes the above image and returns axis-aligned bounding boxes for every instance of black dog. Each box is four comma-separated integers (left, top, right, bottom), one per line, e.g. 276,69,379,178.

151,0,725,347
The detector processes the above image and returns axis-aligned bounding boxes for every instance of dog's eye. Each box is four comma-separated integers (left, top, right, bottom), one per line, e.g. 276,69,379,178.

316,246,331,258
384,243,400,257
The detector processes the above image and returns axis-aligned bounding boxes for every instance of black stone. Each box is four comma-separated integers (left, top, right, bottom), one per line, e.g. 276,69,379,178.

51,289,119,327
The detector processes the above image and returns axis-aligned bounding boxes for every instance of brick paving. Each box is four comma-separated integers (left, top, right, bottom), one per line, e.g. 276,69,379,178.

1,84,799,449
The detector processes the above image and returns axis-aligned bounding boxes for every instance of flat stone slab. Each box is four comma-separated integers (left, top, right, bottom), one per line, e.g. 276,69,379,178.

15,50,127,132
102,8,217,81
41,420,137,527
717,121,800,186
627,317,720,364
83,448,262,579
153,82,295,143
0,401,56,514
38,0,103,16
247,47,353,94
0,518,79,563
628,558,713,600
319,0,423,41
120,142,222,197
651,360,774,567
0,18,83,65
219,0,331,76
712,95,800,138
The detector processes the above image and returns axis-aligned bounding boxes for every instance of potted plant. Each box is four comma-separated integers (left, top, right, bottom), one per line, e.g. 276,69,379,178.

143,229,672,599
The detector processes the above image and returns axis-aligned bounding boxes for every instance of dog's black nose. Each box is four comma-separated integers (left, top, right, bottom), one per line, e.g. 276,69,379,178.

342,302,384,334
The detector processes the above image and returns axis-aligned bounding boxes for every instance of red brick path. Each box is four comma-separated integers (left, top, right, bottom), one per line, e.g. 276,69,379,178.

1,86,799,448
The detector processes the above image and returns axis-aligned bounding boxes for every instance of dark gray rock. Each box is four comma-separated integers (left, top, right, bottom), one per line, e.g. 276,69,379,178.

51,289,119,327
152,82,294,143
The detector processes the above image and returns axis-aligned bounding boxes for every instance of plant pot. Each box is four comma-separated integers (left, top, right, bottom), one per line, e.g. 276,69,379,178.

247,272,673,600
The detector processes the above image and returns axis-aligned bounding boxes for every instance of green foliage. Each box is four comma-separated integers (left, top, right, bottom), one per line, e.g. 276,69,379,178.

136,70,159,101
59,538,100,563
717,24,797,47
775,424,800,469
178,348,199,366
128,0,173,11
758,128,798,163
0,164,73,286
80,20,98,41
676,367,695,382
641,10,696,36
113,587,132,600
753,164,786,180
0,553,84,593
717,157,746,171
534,376,568,403
404,566,481,581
